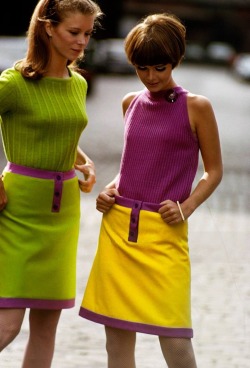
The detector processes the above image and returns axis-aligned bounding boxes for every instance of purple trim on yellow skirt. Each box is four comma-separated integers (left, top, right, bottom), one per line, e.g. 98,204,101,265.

115,195,161,242
80,307,193,338
0,297,75,310
5,162,76,213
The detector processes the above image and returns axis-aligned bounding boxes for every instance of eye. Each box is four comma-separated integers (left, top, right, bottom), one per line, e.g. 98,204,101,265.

136,65,147,71
155,65,167,72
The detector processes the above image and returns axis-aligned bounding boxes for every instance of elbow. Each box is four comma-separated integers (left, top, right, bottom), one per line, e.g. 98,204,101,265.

217,163,224,186
202,165,223,189
212,165,223,190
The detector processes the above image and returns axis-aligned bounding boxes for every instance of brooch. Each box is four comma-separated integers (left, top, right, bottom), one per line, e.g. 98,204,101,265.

165,89,178,103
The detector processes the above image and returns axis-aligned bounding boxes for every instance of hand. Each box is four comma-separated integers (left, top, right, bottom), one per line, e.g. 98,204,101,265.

158,199,185,225
96,188,119,213
74,162,96,193
0,176,7,211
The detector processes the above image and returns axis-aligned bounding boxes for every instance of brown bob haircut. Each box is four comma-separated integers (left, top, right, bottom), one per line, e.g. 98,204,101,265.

124,13,186,69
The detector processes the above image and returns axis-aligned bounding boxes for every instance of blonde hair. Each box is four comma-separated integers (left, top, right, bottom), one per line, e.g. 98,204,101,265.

125,13,186,69
16,0,103,79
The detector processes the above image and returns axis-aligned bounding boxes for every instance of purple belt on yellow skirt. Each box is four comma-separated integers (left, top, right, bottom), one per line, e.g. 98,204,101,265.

5,162,76,213
115,195,161,243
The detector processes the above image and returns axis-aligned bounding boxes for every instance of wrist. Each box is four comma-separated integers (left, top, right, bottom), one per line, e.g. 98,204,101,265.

86,160,95,168
182,200,196,219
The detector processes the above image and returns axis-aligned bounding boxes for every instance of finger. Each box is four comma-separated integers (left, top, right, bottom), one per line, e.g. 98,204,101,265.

0,193,7,210
159,207,173,218
79,183,91,193
161,210,182,224
0,198,7,211
97,193,115,204
96,201,113,212
96,205,110,213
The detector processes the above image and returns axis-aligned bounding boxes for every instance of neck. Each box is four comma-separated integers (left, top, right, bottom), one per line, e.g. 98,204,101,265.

45,63,70,79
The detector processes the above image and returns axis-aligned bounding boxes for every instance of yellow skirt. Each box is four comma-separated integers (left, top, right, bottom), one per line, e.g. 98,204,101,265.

80,196,193,337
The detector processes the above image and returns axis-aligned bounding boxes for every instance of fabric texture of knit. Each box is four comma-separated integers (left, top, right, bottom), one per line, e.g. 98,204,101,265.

0,68,88,171
0,68,87,309
116,86,199,203
80,85,199,336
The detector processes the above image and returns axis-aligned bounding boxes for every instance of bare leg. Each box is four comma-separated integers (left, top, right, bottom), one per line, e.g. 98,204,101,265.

0,309,26,351
159,337,197,368
105,326,136,368
22,309,61,368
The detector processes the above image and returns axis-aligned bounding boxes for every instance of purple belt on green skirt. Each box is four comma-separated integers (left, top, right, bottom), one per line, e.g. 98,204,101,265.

5,162,76,213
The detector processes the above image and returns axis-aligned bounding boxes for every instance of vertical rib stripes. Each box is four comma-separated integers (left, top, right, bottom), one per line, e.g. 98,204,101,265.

0,68,88,171
116,86,199,203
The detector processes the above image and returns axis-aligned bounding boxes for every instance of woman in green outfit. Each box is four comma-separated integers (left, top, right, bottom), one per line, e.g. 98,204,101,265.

0,0,102,366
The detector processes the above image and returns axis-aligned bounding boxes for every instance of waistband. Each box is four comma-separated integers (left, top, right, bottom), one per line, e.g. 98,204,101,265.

4,162,76,213
115,196,160,243
115,195,161,213
4,162,76,181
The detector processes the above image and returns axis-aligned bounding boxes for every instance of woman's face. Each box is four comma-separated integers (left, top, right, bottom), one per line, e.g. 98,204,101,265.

134,64,174,92
46,12,95,63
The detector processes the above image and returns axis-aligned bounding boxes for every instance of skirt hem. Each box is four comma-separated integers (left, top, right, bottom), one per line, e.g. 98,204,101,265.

0,297,75,310
79,307,193,338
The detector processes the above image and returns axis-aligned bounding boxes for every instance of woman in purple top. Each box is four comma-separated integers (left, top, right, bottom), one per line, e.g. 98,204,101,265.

80,13,223,368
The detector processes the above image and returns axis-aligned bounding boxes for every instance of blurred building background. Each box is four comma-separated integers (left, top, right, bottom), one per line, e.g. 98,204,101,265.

121,0,250,53
1,1,250,84
1,0,250,53
0,1,249,51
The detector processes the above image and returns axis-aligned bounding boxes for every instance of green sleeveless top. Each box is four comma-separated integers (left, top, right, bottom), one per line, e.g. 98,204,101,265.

0,68,88,171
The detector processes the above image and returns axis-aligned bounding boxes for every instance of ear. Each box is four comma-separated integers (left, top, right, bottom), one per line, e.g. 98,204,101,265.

45,21,52,37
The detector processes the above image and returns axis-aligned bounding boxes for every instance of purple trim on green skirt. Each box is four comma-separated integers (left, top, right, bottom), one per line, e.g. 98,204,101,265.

79,307,193,338
0,297,75,309
5,162,76,213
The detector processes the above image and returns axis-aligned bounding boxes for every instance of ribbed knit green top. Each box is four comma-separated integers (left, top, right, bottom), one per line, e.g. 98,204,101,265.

0,68,88,171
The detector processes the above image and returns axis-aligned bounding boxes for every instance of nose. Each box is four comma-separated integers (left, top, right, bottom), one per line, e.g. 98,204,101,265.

147,68,156,81
77,37,85,46
77,35,89,48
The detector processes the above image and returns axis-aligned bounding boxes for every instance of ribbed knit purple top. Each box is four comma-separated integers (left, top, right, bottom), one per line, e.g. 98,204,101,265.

116,86,200,204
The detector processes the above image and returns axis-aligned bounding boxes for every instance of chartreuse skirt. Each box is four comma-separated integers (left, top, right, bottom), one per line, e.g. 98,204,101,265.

80,196,193,338
0,162,80,309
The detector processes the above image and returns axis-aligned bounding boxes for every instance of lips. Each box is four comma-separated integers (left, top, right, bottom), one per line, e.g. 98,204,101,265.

147,83,159,89
147,82,158,86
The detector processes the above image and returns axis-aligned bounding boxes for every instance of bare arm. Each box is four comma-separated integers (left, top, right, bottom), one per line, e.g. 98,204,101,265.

159,94,223,224
96,91,140,213
74,146,96,193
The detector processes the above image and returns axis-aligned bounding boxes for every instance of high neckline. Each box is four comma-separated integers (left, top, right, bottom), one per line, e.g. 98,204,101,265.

145,86,183,101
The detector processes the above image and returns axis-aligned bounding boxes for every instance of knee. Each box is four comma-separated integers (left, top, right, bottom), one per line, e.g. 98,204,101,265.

159,337,197,368
105,332,122,356
0,321,22,351
28,309,61,343
105,327,136,357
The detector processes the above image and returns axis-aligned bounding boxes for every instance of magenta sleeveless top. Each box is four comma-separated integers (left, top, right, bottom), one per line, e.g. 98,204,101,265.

116,86,199,204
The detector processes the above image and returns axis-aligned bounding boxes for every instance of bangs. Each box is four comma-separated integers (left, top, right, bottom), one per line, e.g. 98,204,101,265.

131,39,172,66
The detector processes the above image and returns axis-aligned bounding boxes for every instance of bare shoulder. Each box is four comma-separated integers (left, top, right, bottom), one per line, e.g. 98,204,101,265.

187,92,213,111
186,92,217,134
122,91,141,115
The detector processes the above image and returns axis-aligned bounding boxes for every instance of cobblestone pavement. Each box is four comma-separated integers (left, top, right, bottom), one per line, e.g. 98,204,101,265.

1,65,250,367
